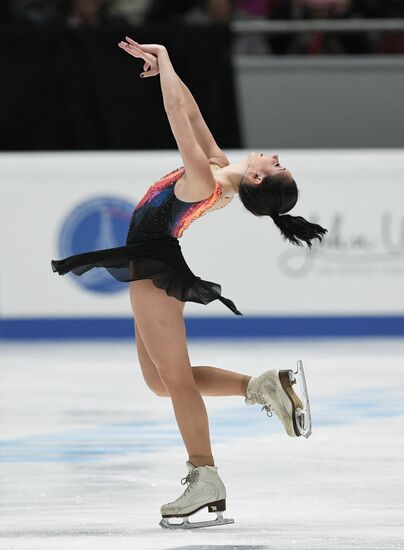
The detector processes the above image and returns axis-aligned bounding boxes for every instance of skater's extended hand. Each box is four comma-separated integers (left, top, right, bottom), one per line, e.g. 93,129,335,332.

118,36,165,78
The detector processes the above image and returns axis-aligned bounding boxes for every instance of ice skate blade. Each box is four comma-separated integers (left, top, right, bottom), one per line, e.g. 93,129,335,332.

296,409,311,438
159,511,234,529
295,360,312,438
279,360,312,438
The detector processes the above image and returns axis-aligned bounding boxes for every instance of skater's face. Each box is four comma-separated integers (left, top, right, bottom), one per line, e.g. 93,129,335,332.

243,152,293,186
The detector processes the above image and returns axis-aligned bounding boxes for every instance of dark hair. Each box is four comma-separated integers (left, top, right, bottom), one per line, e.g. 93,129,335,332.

239,173,327,249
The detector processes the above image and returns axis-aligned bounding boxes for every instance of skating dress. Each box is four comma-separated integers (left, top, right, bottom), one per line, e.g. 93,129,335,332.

51,164,242,315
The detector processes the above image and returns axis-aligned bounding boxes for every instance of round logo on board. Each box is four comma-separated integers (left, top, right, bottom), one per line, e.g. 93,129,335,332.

58,196,134,294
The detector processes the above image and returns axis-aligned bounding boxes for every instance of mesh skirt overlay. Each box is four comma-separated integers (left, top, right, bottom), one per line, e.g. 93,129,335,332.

51,238,242,316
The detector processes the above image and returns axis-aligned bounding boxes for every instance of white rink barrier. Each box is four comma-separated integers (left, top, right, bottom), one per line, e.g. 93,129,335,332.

1,150,403,339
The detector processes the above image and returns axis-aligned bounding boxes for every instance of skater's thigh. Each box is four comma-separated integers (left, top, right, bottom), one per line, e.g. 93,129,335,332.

130,280,191,379
134,305,186,377
134,320,164,391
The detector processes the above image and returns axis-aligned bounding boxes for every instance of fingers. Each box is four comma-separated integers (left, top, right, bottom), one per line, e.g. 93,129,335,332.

125,36,141,47
118,38,160,78
141,69,158,78
119,40,141,56
122,36,164,56
135,47,156,65
120,40,156,64
125,37,157,54
140,60,159,77
144,62,155,72
125,36,153,58
118,41,139,57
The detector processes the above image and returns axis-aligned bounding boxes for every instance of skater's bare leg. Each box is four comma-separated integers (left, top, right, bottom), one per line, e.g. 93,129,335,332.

187,366,251,397
130,281,215,467
134,322,251,398
193,366,251,397
160,376,215,467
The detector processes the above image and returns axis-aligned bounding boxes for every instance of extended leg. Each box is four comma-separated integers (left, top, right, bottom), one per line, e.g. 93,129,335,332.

134,320,251,398
193,366,251,397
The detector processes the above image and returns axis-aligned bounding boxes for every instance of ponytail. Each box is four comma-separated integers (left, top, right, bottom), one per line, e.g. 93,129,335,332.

238,172,327,248
270,212,327,249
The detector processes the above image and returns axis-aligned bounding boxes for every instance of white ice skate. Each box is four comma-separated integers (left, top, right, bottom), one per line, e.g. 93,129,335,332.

245,360,312,438
159,461,234,529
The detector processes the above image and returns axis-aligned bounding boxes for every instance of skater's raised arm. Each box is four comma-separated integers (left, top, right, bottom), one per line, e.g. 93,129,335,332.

145,45,184,111
119,38,229,174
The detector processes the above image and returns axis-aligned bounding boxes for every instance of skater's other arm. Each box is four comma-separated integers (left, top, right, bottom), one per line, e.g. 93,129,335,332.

176,78,230,169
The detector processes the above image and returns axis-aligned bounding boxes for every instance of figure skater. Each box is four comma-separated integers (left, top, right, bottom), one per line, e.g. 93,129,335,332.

51,37,327,529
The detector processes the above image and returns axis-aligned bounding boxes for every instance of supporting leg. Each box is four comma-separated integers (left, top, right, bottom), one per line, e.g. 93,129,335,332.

151,365,251,466
163,378,215,467
130,280,216,466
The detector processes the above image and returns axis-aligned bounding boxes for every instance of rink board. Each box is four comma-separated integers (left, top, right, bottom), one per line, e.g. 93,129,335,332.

1,150,403,339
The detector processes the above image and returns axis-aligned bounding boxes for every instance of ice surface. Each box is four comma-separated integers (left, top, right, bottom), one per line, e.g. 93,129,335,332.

1,338,404,549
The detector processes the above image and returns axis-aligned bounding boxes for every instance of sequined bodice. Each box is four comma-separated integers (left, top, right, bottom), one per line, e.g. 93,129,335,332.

126,167,223,243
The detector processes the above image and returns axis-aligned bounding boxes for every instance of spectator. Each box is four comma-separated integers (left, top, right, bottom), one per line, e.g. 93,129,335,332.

349,0,391,18
269,0,372,54
206,0,236,22
232,0,273,53
288,0,351,54
10,0,56,26
182,0,236,23
144,0,198,23
180,0,270,53
57,0,126,29
295,0,351,18
265,0,296,54
107,0,153,25
236,0,272,18
376,0,404,53
62,0,107,28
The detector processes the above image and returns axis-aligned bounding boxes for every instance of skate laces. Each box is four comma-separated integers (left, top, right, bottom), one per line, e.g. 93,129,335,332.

180,469,200,496
247,391,278,418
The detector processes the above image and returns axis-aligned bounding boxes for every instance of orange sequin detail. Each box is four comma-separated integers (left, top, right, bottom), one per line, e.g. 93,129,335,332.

135,167,184,211
134,164,225,239
174,181,222,238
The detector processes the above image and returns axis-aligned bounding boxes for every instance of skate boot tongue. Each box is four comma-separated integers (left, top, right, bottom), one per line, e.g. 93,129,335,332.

185,460,196,471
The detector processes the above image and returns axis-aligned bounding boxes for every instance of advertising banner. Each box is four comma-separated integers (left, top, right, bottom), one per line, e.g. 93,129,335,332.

1,150,403,337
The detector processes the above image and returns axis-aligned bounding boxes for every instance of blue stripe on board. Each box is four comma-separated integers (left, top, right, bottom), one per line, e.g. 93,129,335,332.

0,316,403,340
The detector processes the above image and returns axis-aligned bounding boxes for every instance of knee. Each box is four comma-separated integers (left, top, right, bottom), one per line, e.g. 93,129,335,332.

151,385,169,397
156,366,195,393
145,378,169,397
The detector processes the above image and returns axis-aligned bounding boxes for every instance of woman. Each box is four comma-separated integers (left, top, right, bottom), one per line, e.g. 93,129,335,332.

51,37,327,529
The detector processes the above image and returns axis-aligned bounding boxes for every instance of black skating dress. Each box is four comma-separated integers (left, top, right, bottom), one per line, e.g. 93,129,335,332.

51,165,242,315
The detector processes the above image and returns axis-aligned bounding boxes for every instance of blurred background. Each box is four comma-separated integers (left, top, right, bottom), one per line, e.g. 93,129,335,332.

1,2,403,549
1,0,404,151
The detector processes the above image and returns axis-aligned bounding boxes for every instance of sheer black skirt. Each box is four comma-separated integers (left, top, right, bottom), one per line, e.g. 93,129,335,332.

51,238,242,315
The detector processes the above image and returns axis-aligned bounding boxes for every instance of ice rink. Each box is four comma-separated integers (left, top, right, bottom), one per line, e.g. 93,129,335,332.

1,337,403,550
